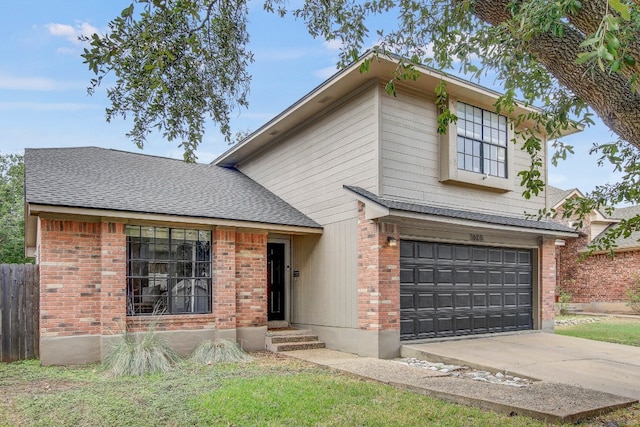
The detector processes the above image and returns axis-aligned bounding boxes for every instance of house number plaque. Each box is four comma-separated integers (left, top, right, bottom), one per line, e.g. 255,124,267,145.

470,234,484,242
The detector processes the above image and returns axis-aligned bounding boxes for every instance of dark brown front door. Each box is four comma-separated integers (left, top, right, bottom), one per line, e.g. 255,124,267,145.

267,243,285,321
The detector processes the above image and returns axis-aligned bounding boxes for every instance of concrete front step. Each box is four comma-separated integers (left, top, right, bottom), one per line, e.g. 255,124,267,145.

269,334,319,344
268,341,326,352
265,329,326,352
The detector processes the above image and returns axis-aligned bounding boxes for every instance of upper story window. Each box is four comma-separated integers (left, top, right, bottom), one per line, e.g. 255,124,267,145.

126,225,212,316
456,102,507,178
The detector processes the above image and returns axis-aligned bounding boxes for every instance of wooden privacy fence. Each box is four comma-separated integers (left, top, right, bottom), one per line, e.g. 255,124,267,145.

0,264,39,362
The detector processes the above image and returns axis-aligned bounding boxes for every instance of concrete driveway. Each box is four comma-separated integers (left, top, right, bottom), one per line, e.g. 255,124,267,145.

402,332,640,400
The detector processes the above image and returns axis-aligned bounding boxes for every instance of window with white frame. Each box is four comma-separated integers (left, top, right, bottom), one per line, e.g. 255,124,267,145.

456,102,508,178
126,225,212,316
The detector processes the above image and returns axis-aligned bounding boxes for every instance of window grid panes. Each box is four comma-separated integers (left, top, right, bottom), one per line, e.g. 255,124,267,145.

456,102,507,178
126,225,212,316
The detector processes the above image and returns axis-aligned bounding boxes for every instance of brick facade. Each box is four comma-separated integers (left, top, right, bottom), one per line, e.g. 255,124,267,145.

557,244,640,303
40,219,105,337
235,232,268,328
554,204,640,305
539,237,557,325
357,202,400,332
39,219,268,339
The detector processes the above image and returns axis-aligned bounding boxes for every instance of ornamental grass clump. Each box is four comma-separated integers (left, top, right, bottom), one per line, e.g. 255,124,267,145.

103,326,181,376
190,339,252,365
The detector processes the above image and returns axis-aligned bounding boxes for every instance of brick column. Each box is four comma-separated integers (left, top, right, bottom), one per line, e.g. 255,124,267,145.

235,232,268,328
100,222,127,335
357,202,400,332
213,227,236,329
39,219,102,337
539,237,557,331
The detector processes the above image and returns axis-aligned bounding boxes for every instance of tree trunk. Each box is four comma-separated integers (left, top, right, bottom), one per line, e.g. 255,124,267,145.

469,0,640,148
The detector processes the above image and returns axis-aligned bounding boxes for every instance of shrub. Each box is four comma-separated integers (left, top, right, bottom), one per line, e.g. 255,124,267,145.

190,339,252,365
103,325,181,376
558,291,572,315
626,281,640,314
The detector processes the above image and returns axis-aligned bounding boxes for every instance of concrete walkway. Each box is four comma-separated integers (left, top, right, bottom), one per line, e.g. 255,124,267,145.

285,333,639,423
402,332,640,400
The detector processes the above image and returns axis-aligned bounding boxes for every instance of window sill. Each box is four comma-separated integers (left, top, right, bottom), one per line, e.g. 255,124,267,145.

440,168,512,193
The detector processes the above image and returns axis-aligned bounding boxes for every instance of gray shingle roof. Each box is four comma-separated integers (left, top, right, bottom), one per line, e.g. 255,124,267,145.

345,186,577,234
25,147,320,229
593,205,640,250
546,185,579,208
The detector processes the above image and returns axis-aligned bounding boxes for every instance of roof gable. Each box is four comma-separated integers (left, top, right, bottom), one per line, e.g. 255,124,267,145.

214,52,581,168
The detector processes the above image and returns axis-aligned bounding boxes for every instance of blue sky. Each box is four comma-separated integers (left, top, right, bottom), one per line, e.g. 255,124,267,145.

0,1,624,194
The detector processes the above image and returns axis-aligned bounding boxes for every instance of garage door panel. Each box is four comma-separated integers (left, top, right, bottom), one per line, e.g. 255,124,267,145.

472,270,488,285
472,293,487,308
417,293,435,310
418,268,434,283
504,250,517,264
436,293,453,309
518,312,533,328
400,293,415,310
417,242,435,259
504,271,517,285
454,246,471,262
436,269,453,284
519,272,532,285
455,269,471,285
400,240,533,340
454,293,471,309
400,268,414,283
489,271,503,285
518,292,531,306
504,293,517,307
472,315,488,333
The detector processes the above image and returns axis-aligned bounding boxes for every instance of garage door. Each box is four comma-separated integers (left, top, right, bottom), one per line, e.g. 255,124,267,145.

400,240,533,340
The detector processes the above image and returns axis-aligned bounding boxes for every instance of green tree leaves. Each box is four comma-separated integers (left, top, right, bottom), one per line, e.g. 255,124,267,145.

82,0,253,162
0,153,31,264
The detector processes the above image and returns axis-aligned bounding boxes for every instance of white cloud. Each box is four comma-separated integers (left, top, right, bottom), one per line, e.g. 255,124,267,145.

324,39,342,51
45,21,99,45
0,74,85,91
314,65,338,80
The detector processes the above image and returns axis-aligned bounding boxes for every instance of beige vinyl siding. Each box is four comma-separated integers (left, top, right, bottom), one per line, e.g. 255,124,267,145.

238,84,379,226
291,219,358,328
379,85,546,217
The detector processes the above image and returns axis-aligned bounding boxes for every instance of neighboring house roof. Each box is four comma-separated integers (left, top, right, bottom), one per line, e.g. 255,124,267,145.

593,205,640,251
546,185,582,209
345,186,578,235
25,147,320,229
548,186,640,252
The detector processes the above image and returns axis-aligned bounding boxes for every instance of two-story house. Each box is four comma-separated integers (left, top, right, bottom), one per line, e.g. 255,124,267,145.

24,52,578,365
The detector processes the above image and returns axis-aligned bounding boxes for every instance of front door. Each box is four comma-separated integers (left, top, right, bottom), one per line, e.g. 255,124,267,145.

267,242,285,321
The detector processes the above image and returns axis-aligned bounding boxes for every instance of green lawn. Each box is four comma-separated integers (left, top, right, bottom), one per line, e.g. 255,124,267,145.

555,316,640,347
0,352,637,426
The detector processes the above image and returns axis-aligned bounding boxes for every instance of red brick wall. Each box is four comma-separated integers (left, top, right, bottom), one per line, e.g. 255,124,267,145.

235,232,268,328
539,237,557,323
100,222,127,334
357,202,400,332
557,246,640,303
213,227,237,329
554,203,639,303
40,220,103,337
40,219,268,337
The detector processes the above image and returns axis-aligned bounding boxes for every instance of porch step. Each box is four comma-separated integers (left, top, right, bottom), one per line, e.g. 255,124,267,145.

265,329,326,352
